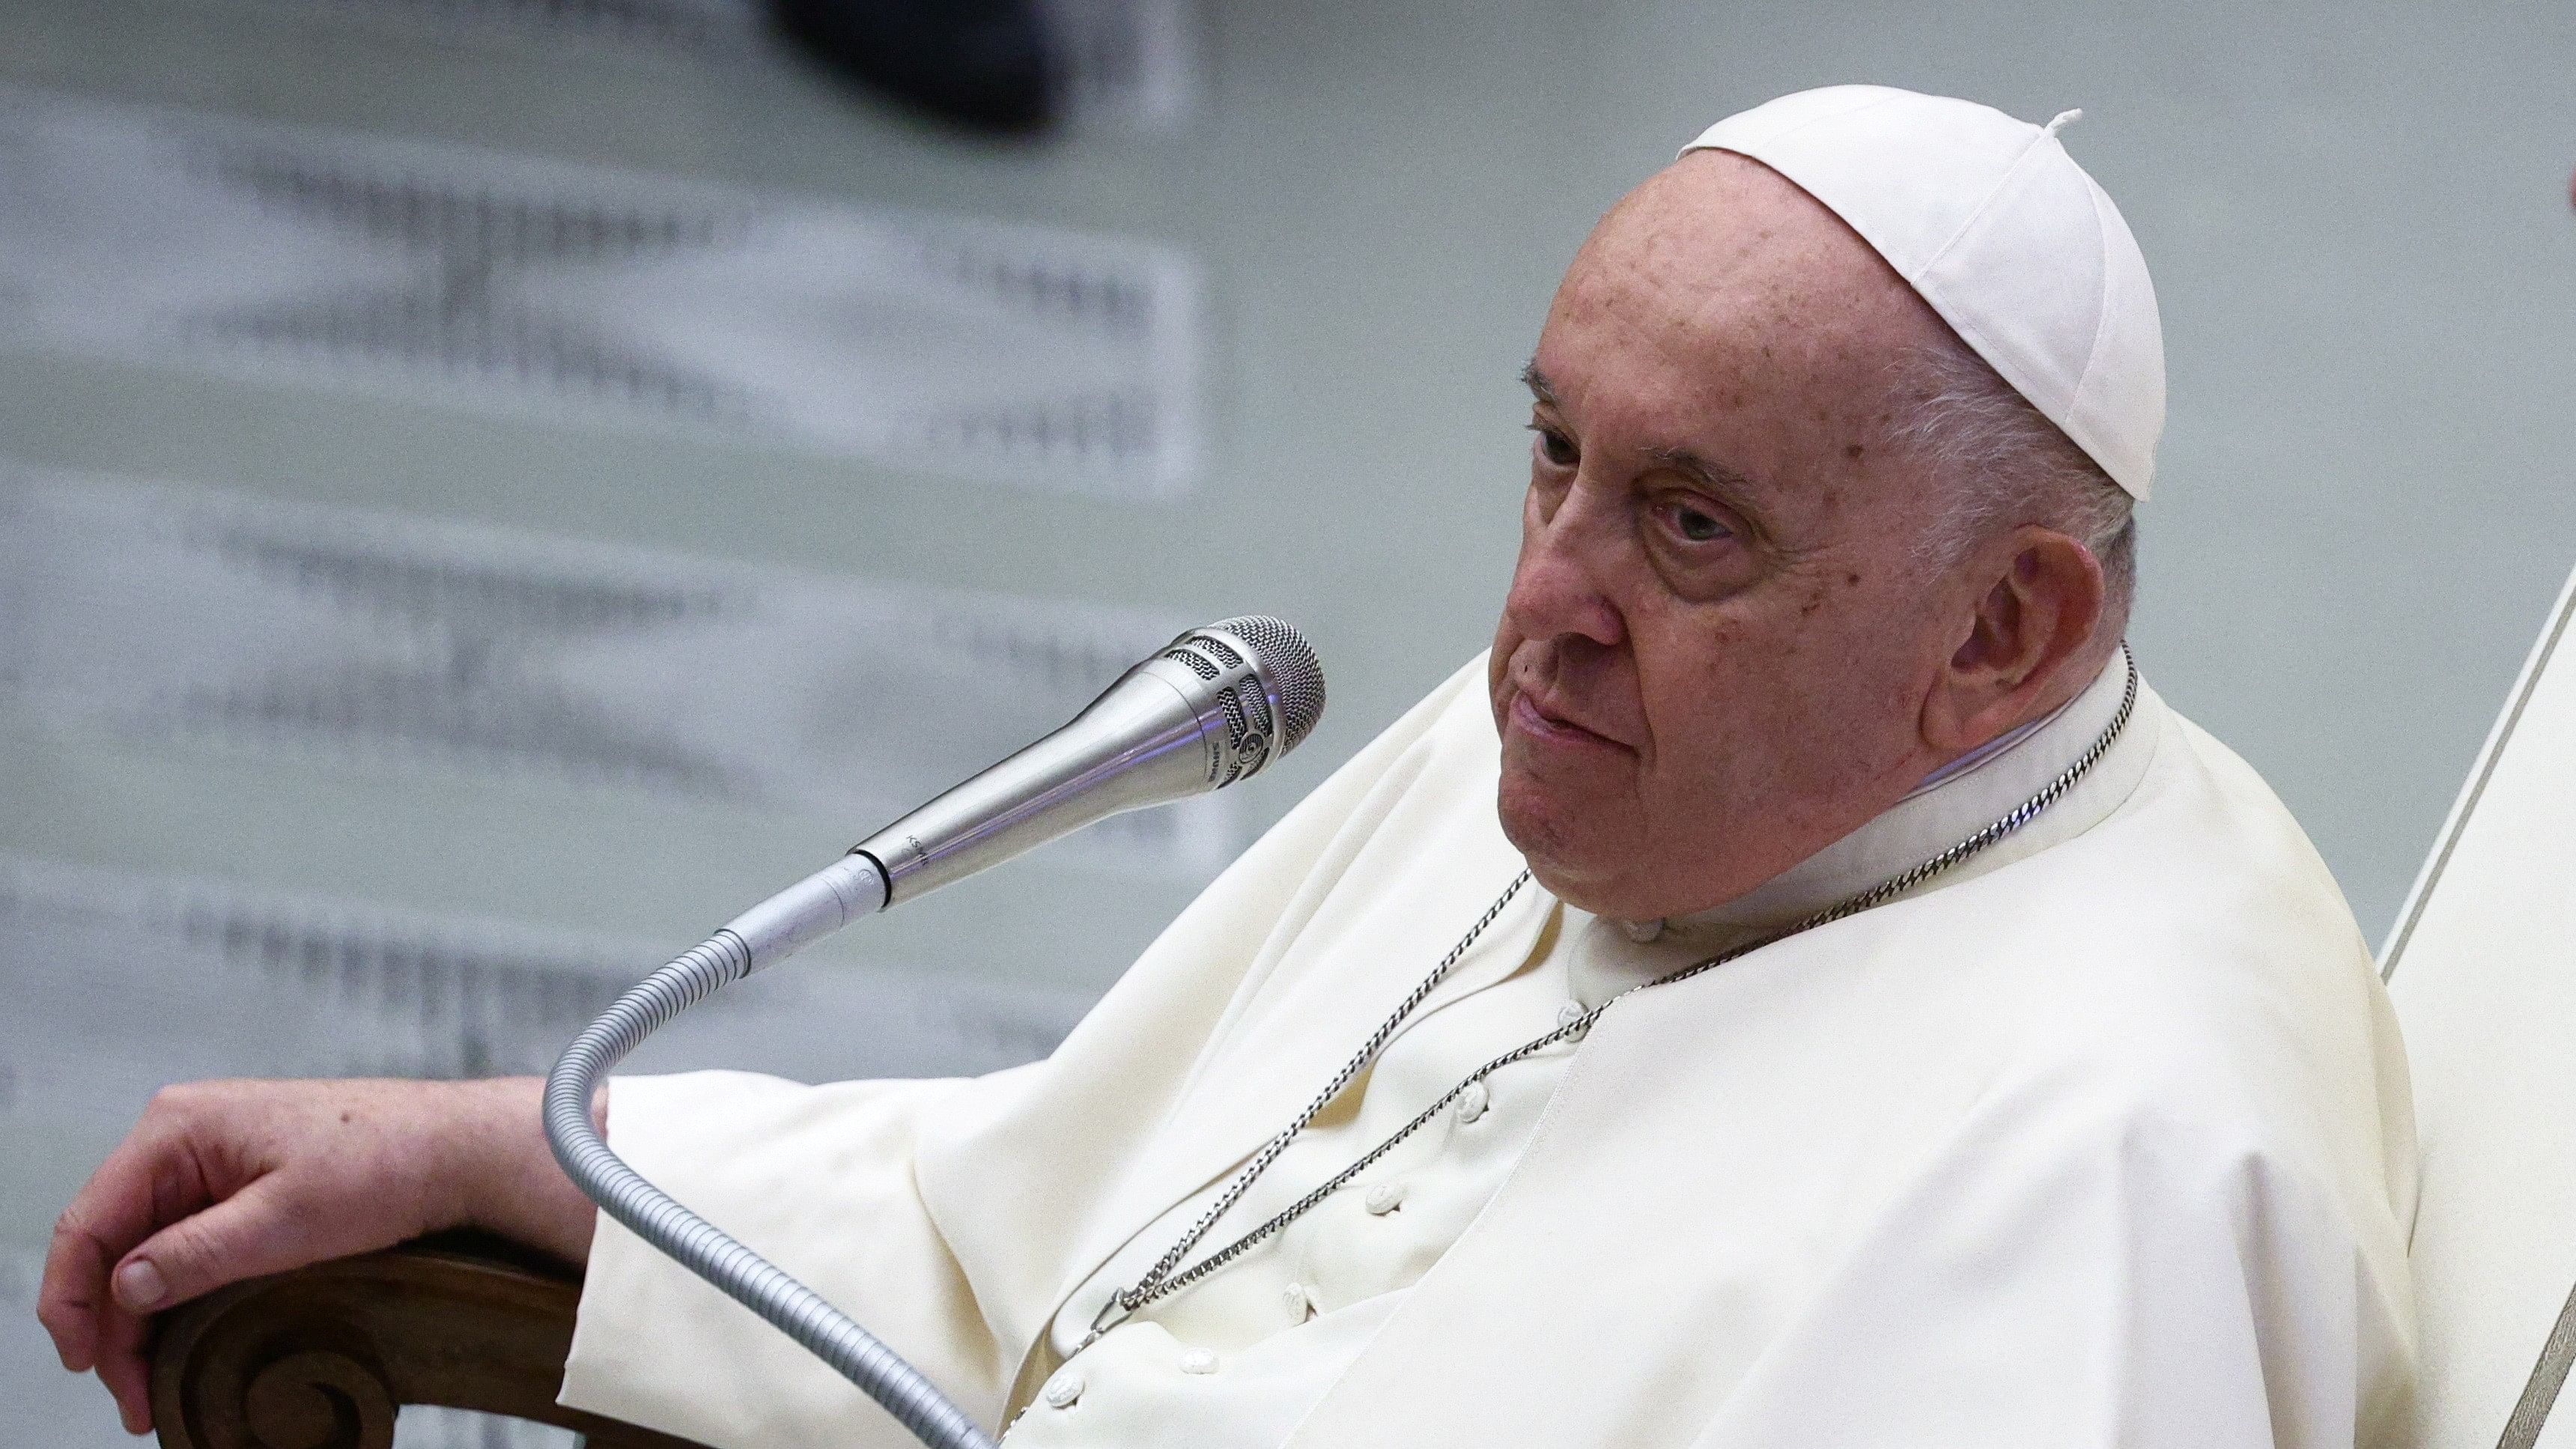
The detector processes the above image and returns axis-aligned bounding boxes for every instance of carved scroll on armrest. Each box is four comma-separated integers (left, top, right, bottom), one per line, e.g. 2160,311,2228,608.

150,1232,711,1449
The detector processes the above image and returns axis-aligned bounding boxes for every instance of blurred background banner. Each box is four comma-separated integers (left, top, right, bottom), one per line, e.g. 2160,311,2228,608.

0,850,1084,1181
2,0,2571,1444
0,88,1205,496
1,466,1236,874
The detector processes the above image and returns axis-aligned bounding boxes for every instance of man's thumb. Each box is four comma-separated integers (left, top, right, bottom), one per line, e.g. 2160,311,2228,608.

113,1177,312,1313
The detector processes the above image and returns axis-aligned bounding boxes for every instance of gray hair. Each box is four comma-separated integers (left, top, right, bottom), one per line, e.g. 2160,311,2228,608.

1890,335,2136,643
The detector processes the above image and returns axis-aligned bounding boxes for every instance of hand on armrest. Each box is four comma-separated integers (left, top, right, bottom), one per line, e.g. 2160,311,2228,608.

35,1075,603,1435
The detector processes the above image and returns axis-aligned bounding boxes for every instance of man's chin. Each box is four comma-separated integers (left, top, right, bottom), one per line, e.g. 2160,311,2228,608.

1495,777,1631,913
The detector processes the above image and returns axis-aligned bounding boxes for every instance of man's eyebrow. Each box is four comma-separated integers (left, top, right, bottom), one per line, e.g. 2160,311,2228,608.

1520,361,1558,407
1520,361,1773,516
1642,444,1760,498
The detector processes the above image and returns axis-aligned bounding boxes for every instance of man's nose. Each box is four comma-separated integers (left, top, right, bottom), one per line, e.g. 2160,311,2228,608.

1505,485,1626,650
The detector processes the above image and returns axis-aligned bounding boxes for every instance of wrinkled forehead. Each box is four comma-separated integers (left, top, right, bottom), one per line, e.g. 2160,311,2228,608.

1558,151,1943,371
1537,153,1949,455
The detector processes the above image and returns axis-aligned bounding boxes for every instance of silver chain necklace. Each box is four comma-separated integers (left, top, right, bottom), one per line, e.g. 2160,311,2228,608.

1083,651,2138,1350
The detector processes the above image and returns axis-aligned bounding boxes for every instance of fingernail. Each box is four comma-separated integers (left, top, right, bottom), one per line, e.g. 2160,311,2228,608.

113,1259,165,1311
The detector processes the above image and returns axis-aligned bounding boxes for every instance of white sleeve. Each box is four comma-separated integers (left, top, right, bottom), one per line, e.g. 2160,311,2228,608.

559,1067,1027,1449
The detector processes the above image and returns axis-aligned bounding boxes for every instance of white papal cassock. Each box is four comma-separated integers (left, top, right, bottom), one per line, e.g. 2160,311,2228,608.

559,653,2417,1448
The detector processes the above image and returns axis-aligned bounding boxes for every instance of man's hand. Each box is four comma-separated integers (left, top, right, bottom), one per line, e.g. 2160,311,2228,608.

35,1076,599,1435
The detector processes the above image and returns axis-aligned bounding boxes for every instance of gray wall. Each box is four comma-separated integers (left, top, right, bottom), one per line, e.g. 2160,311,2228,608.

3,0,2572,1439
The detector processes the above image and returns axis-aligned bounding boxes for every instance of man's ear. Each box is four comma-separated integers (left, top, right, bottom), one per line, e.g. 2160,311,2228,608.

1922,526,2107,753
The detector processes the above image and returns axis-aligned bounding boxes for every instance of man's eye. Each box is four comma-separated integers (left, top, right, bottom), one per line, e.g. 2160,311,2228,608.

1666,502,1731,543
1529,425,1578,468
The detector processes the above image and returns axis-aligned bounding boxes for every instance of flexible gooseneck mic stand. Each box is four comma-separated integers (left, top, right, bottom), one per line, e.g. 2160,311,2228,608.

544,853,1000,1449
542,618,1325,1449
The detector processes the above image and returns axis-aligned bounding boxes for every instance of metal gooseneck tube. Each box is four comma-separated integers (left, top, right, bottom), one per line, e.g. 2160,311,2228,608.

542,853,1003,1449
542,619,1325,1449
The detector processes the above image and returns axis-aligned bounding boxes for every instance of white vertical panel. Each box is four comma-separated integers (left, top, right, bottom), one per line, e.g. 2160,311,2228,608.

2385,565,2576,1448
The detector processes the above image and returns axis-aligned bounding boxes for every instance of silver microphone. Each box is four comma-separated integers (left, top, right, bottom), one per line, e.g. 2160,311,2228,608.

719,615,1325,975
853,614,1326,907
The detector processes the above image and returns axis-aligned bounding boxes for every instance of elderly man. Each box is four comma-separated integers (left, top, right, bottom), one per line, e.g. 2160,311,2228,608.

41,86,2415,1447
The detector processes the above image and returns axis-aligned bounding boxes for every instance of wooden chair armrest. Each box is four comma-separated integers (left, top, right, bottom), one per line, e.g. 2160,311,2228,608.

150,1231,711,1449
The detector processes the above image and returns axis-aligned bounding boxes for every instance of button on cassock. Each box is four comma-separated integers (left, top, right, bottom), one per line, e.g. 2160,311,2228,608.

1178,1348,1220,1375
1363,1181,1405,1215
1456,1080,1489,1123
1042,1369,1085,1408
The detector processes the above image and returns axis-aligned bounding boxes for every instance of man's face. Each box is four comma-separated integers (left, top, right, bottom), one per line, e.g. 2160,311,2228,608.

1489,152,1971,922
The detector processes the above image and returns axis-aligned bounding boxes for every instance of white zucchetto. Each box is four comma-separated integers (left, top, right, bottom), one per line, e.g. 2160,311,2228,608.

1682,85,2166,499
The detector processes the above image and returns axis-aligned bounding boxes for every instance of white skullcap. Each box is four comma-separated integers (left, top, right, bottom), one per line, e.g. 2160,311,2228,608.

1681,85,2165,499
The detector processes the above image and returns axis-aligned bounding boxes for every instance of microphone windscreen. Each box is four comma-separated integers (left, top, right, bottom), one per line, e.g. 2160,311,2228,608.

1203,616,1325,754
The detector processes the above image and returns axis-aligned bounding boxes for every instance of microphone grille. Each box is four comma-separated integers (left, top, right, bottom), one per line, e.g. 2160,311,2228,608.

1206,615,1325,753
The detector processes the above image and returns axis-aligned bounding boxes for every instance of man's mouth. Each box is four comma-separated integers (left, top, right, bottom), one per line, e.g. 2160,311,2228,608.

1508,689,1629,753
